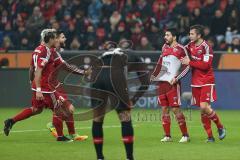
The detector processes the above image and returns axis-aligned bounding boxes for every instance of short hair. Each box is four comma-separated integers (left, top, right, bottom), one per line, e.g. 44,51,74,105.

103,41,117,50
56,30,64,37
165,28,179,39
40,29,56,43
190,25,204,37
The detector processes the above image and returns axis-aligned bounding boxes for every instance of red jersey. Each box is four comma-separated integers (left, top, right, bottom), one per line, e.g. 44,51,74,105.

186,40,215,87
31,44,55,93
49,48,85,89
152,43,189,82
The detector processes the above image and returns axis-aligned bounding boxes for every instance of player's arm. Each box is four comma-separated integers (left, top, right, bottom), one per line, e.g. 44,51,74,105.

150,56,162,81
55,55,91,76
188,55,213,70
175,64,190,81
175,47,190,81
33,49,49,100
34,67,44,100
182,44,213,71
29,65,34,83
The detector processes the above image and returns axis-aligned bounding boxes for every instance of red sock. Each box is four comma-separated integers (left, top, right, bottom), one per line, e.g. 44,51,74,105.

175,113,188,136
53,115,63,137
12,108,33,122
162,114,171,137
201,113,213,138
208,111,223,129
65,114,75,135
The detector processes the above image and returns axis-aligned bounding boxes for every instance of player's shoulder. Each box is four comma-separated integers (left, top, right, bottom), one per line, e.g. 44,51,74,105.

185,41,194,48
50,47,56,52
200,40,213,54
50,48,57,56
161,43,169,52
33,44,48,55
162,43,168,49
201,40,211,48
176,43,186,50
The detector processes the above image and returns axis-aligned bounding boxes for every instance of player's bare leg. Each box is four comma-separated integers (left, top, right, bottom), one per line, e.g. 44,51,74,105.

118,110,134,160
48,102,87,141
200,102,226,141
63,104,88,141
161,106,172,142
4,107,43,136
172,107,189,143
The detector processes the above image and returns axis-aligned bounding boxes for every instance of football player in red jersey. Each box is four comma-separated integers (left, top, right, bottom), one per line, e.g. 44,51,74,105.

151,28,190,143
46,30,90,141
3,29,73,141
181,25,226,142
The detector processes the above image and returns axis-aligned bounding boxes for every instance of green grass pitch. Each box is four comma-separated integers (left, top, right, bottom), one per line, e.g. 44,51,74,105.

0,108,240,160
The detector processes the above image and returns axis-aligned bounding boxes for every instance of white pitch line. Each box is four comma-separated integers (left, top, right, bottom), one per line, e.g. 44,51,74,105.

0,125,137,134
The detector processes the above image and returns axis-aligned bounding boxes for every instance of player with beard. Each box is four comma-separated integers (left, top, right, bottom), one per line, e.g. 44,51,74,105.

43,30,91,141
150,28,190,143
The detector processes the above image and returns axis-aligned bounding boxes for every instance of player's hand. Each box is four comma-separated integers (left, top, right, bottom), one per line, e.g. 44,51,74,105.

150,75,156,82
170,78,177,85
84,66,92,76
36,92,44,100
181,56,190,65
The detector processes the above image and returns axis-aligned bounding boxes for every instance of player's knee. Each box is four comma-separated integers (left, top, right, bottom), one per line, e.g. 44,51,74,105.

200,102,212,113
162,107,169,114
119,111,131,122
68,104,75,114
172,107,180,114
31,107,43,115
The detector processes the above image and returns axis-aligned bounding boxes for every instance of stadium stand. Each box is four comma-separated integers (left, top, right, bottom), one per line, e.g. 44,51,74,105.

0,0,239,51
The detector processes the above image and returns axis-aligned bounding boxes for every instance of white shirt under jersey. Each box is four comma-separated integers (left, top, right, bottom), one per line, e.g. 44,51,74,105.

152,44,189,83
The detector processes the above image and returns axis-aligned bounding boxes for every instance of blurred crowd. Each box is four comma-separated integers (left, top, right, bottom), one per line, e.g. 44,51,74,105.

0,0,240,52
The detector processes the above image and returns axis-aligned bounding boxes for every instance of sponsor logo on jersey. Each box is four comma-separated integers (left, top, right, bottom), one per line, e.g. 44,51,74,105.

197,50,202,54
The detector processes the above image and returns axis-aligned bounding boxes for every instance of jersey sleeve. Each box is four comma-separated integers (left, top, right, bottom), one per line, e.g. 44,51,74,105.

176,64,190,81
32,47,50,69
53,50,65,66
152,55,162,77
189,44,213,70
175,46,190,80
62,62,85,75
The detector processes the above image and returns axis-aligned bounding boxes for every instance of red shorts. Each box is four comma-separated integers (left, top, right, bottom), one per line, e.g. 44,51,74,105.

56,85,68,100
55,85,72,108
157,81,181,107
191,85,217,107
31,91,60,110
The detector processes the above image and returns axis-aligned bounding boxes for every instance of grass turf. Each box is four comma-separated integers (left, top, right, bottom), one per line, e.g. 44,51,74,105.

0,108,239,160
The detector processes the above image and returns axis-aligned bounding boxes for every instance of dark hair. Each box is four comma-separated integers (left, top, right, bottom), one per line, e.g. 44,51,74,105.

190,24,204,37
103,41,117,50
56,30,64,37
44,31,56,43
165,28,179,39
